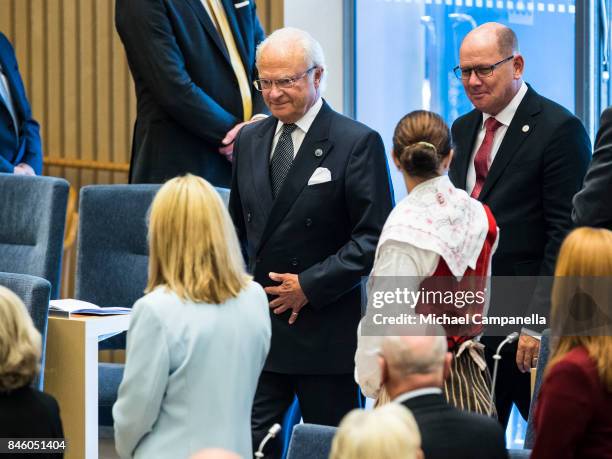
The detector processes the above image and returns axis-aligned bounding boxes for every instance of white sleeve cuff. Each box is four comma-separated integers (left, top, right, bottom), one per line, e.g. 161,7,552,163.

521,327,542,340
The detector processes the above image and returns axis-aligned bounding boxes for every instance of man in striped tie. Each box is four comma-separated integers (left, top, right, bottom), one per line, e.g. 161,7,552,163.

230,27,393,458
116,0,268,186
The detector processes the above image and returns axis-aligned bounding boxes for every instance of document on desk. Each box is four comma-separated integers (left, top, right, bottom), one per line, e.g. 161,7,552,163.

49,299,131,317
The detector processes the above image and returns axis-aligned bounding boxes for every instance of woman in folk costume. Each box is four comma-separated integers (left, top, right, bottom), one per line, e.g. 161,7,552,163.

355,110,499,415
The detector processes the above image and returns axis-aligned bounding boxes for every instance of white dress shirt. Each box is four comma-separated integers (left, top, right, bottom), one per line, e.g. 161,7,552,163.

393,387,444,404
354,240,439,398
270,97,323,159
466,81,528,194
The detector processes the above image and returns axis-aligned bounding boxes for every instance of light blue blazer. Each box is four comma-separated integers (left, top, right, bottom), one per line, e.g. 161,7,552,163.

113,281,271,459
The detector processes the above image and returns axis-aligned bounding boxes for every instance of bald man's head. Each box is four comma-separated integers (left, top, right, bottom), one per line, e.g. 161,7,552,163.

463,22,518,56
382,332,447,379
458,22,524,115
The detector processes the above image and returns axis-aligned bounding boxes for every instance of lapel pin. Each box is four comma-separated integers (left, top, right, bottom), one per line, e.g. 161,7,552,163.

314,148,323,157
522,125,530,133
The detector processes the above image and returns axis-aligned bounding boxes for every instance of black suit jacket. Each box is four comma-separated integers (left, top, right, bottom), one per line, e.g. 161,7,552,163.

402,394,507,459
0,33,42,174
572,107,612,229
449,85,590,323
230,101,393,374
116,0,267,186
0,386,64,459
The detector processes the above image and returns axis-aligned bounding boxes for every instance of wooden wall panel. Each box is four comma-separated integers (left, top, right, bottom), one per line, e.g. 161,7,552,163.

257,0,284,34
62,0,79,187
0,1,14,39
78,0,95,187
94,0,111,184
14,1,29,85
111,5,129,185
1,0,282,190
47,0,64,179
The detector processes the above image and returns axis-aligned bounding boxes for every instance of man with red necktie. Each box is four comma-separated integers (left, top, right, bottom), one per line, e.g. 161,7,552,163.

448,22,591,427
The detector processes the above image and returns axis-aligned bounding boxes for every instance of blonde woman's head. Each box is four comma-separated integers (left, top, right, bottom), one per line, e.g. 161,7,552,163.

146,174,250,304
0,286,41,392
330,404,423,459
548,227,612,391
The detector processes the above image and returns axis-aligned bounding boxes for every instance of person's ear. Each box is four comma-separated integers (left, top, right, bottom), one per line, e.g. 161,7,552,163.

391,149,401,170
441,149,453,173
314,67,323,88
378,355,388,385
513,54,525,79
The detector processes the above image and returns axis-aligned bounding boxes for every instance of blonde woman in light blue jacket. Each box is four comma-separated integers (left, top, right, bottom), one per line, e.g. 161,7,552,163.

113,174,271,459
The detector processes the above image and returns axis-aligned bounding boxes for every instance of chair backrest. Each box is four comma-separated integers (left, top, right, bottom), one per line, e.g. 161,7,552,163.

75,184,231,308
75,184,160,308
524,328,551,449
0,271,51,390
286,424,336,459
0,174,69,299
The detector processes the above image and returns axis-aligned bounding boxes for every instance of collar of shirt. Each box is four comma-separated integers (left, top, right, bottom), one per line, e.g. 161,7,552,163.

392,387,443,405
481,81,528,129
274,97,323,137
271,97,323,159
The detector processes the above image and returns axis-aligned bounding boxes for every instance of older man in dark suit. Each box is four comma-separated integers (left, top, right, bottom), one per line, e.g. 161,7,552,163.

573,107,612,229
0,32,42,176
448,22,591,426
116,0,268,186
380,332,508,459
230,27,393,458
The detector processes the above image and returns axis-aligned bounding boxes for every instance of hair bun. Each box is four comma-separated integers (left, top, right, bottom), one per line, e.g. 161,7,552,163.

400,141,439,177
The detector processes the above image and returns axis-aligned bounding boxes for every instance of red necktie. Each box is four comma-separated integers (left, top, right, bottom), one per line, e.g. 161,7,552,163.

471,117,502,199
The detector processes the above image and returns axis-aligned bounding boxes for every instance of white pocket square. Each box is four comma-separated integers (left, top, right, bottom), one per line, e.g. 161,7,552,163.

234,0,250,8
308,167,332,185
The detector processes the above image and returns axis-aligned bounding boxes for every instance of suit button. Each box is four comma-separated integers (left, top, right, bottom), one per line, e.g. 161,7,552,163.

305,218,312,227
256,257,262,263
247,212,252,223
290,258,299,267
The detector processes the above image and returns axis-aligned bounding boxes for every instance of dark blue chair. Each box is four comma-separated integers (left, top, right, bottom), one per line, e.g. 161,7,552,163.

76,184,160,426
0,174,68,299
75,184,160,313
281,389,365,458
0,271,51,389
76,184,230,427
286,423,336,459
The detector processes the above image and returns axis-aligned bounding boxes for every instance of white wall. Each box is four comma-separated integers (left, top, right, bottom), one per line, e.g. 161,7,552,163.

284,0,345,113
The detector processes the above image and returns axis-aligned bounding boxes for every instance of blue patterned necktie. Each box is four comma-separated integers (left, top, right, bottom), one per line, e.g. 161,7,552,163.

270,123,297,198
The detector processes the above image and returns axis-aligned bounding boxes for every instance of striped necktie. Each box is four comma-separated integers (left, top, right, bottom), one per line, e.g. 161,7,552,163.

270,124,297,198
